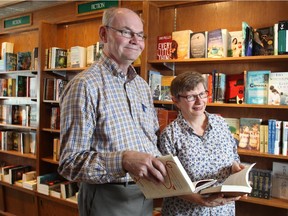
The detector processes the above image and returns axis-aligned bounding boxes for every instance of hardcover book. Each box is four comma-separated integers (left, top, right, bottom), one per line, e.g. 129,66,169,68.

17,52,31,70
278,20,288,54
225,74,244,104
214,72,226,103
157,35,172,60
272,162,288,200
249,168,272,199
242,22,253,56
253,26,274,56
70,46,87,68
1,42,14,57
148,70,162,100
4,53,17,71
172,30,193,60
190,31,207,58
200,163,256,197
282,121,288,156
230,31,243,57
207,29,231,58
238,118,262,151
55,48,68,68
245,70,270,104
225,117,240,143
268,72,288,105
159,76,175,101
131,154,217,199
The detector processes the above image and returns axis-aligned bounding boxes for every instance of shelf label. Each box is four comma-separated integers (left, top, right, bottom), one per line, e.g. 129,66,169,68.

3,14,32,30
77,1,119,15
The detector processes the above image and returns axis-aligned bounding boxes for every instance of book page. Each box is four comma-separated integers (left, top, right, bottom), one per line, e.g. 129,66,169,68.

131,154,216,199
223,163,256,186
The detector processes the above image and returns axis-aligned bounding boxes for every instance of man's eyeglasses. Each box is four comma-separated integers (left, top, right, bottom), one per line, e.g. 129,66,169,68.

106,26,146,41
178,90,209,102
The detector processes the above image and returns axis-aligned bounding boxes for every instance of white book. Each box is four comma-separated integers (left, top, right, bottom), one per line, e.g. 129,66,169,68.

282,121,288,156
200,163,256,197
130,154,217,199
1,42,14,57
274,120,282,155
274,23,278,55
71,46,87,68
272,162,288,200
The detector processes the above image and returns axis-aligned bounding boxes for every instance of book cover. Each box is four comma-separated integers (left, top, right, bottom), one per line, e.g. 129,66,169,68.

4,53,17,71
253,26,274,56
50,107,60,129
249,168,272,199
268,72,288,105
70,46,87,68
17,75,27,97
268,119,276,154
159,76,175,101
278,20,288,54
55,48,67,68
148,70,162,100
9,165,31,184
86,44,97,66
225,74,244,104
272,162,288,200
230,30,243,57
55,79,68,101
157,35,172,60
131,154,217,199
190,31,207,58
200,163,256,197
1,42,14,58
225,117,240,143
44,78,55,100
17,52,31,70
239,118,262,151
242,22,253,56
172,30,193,60
245,70,270,104
7,78,16,97
37,172,65,195
282,121,288,156
207,29,231,58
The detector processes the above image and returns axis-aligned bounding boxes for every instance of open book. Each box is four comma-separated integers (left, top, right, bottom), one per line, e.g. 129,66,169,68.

130,154,217,199
200,163,256,197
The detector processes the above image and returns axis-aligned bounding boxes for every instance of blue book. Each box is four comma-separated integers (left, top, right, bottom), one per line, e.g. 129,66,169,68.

245,70,270,104
268,119,276,154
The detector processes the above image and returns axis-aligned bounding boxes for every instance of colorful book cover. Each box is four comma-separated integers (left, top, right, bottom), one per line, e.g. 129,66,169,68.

4,53,17,71
225,117,240,143
278,20,288,54
55,48,68,68
17,52,31,70
214,72,226,103
190,31,207,58
159,76,175,101
245,70,270,104
230,30,243,57
238,117,262,151
225,73,244,104
172,30,193,60
207,29,231,58
148,70,162,100
157,35,172,60
268,72,288,105
242,22,253,56
253,26,274,56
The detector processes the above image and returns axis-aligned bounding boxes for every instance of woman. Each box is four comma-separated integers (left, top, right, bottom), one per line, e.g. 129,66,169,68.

158,71,244,215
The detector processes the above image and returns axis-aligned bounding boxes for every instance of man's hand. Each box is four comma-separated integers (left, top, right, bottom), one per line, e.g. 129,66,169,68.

122,151,167,184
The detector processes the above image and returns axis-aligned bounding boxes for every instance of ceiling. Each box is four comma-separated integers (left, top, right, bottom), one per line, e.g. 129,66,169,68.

0,1,76,20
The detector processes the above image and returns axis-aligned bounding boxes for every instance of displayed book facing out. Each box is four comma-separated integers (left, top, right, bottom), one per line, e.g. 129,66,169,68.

200,163,256,197
130,154,217,199
268,72,288,105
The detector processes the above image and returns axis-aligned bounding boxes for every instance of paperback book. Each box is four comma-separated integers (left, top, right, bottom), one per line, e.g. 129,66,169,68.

157,35,172,60
272,162,288,200
245,70,270,104
268,72,288,105
172,30,193,60
148,70,162,100
207,29,231,58
131,154,217,199
238,118,262,151
230,30,243,57
190,31,207,58
200,163,256,197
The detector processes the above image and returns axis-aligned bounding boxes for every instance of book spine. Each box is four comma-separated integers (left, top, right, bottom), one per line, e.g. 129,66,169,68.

268,119,276,154
282,121,288,156
274,120,282,155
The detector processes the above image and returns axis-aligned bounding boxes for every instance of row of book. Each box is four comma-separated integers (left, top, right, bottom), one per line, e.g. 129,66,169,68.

0,76,37,97
226,117,288,156
249,162,288,200
149,69,288,106
0,166,78,203
45,41,103,69
0,104,37,127
0,131,36,154
157,20,288,60
43,77,67,101
0,42,38,71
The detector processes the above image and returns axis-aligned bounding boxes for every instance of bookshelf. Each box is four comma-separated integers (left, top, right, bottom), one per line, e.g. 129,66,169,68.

0,1,287,215
146,1,288,216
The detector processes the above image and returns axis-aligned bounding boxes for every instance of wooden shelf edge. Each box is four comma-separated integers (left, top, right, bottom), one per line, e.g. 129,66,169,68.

238,149,288,160
0,150,36,159
240,196,288,209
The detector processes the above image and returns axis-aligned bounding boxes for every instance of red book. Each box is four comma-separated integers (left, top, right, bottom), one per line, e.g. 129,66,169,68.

157,35,172,60
225,74,244,104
